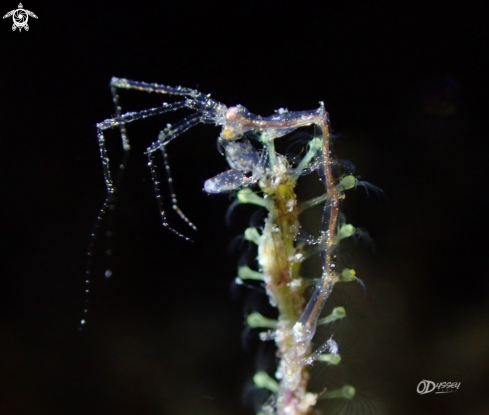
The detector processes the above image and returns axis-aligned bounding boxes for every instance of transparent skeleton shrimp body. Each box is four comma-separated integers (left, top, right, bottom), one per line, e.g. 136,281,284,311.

96,77,344,413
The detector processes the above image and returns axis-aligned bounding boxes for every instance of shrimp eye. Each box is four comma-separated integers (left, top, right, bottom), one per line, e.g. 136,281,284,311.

226,107,239,120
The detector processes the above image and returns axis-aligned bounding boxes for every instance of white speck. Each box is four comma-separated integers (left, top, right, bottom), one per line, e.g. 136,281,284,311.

289,279,302,288
105,270,112,278
286,199,295,211
259,330,276,341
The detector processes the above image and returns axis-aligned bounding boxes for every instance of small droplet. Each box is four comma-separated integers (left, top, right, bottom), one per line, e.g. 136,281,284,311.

105,270,112,278
81,320,86,325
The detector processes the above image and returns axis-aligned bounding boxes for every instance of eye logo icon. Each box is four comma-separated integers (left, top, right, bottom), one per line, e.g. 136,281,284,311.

3,3,37,32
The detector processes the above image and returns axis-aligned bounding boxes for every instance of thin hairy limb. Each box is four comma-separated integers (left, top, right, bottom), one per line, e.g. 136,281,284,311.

149,114,206,231
147,152,193,241
80,197,111,330
160,146,197,230
110,82,130,150
111,77,202,98
147,113,202,152
96,102,188,193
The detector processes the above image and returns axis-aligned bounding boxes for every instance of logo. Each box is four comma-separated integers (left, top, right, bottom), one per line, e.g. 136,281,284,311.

3,3,37,32
417,380,461,394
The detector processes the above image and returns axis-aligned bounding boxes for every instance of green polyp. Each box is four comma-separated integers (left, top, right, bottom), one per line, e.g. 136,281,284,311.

247,312,278,329
340,268,356,282
237,188,268,208
318,306,346,325
339,175,356,191
309,137,323,151
253,371,280,393
262,132,277,168
321,385,356,400
338,223,356,240
299,173,357,212
332,306,346,319
237,266,265,281
294,137,322,176
244,227,261,245
317,353,342,365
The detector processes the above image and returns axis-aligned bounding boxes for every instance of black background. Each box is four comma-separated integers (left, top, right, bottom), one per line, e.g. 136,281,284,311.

1,1,488,414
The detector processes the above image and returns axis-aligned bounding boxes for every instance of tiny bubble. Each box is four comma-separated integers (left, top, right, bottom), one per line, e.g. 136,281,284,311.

105,270,112,278
106,249,112,256
81,320,86,325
